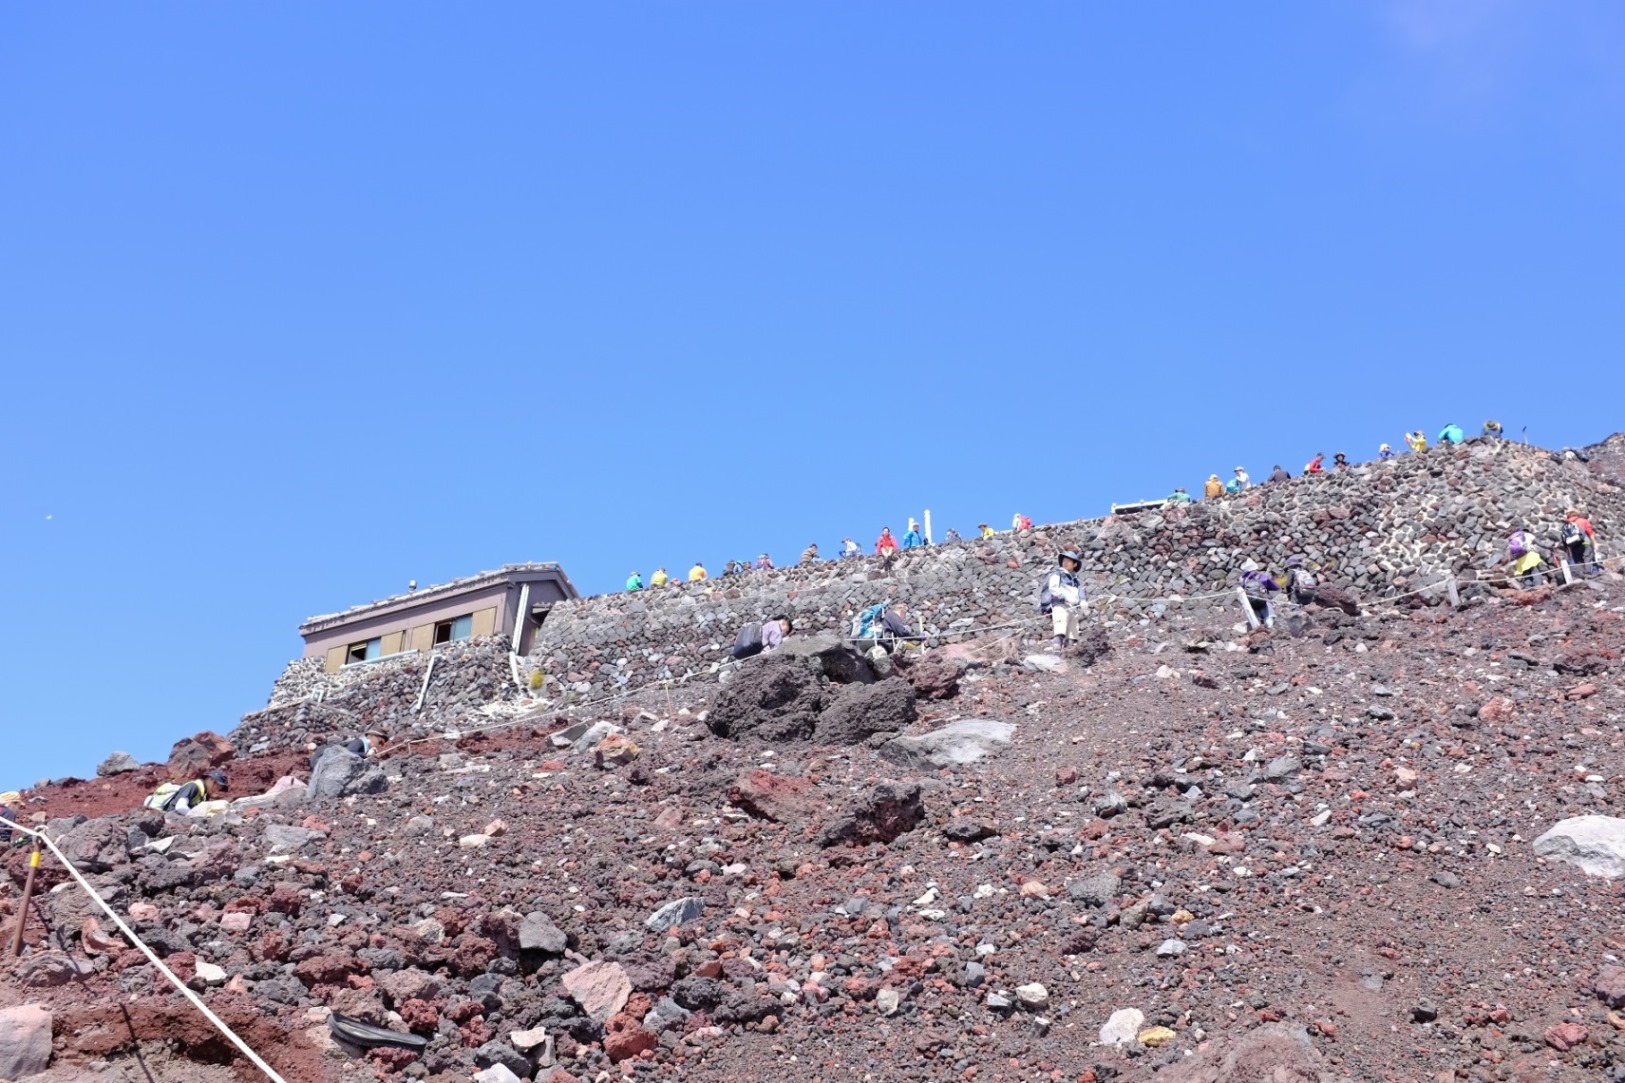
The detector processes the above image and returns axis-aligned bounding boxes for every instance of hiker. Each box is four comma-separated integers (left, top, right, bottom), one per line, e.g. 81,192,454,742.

1204,474,1224,499
1405,431,1427,453
903,520,925,549
1232,466,1251,490
1304,453,1325,475
650,567,669,588
1378,443,1394,460
731,615,793,659
756,553,774,571
1562,511,1597,576
1239,559,1279,629
311,730,387,772
0,791,18,845
979,523,996,539
143,770,228,815
800,543,819,565
1012,513,1033,533
1166,487,1193,505
1268,464,1291,483
853,601,916,654
688,562,708,582
1438,423,1465,445
721,560,743,577
875,528,899,555
1039,549,1087,651
1508,530,1545,589
943,528,962,543
841,537,861,559
1284,557,1319,605
625,571,644,592
1333,452,1350,471
1483,419,1503,439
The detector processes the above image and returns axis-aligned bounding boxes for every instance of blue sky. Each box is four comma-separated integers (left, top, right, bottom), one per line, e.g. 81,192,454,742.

4,3,1624,784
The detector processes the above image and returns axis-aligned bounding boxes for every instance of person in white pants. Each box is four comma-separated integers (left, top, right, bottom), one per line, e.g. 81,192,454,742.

1042,550,1086,650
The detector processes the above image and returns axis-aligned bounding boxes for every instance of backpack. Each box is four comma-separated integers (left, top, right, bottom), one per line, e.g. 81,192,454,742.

143,782,196,813
732,622,763,657
852,604,887,639
1507,531,1530,559
1292,568,1317,592
1561,522,1584,546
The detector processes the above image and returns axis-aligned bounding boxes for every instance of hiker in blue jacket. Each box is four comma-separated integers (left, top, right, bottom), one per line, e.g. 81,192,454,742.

902,520,925,549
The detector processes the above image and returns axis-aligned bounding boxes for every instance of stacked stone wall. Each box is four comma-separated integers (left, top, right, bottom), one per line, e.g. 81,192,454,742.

238,438,1623,745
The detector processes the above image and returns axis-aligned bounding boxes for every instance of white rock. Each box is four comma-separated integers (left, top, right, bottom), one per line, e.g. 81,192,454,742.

1100,1007,1146,1045
474,1066,524,1083
509,1025,549,1052
875,988,900,1016
458,834,491,849
194,961,227,985
1533,815,1625,878
1022,654,1064,673
1015,983,1049,1010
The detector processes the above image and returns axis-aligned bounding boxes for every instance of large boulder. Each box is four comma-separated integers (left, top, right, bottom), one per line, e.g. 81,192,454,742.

775,635,874,684
96,752,141,777
562,961,632,1023
57,817,131,873
707,654,826,742
1533,816,1625,878
817,678,917,744
307,749,387,801
166,731,234,777
906,652,967,700
729,770,820,824
879,720,1016,770
0,1004,52,1079
817,781,925,847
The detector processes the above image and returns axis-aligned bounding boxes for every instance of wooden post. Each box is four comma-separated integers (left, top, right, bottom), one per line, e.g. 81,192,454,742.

9,841,41,958
923,509,933,546
1445,576,1460,608
1237,587,1260,630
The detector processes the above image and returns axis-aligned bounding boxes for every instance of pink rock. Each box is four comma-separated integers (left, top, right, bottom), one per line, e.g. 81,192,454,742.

484,819,508,837
1596,965,1625,1007
653,806,683,831
1544,1021,1588,1051
128,902,159,921
220,912,252,933
562,960,632,1023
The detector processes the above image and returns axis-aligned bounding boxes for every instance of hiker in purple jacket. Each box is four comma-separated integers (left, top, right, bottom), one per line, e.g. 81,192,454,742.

1239,560,1279,629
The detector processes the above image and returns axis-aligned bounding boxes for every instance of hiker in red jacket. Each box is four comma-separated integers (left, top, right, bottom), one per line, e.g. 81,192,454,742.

1304,452,1326,474
875,528,899,555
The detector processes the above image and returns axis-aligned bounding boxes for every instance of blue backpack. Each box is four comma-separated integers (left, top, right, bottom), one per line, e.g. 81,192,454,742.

852,604,887,639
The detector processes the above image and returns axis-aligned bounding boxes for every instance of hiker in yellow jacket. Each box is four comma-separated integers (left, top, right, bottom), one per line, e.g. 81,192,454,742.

1204,475,1225,500
650,568,669,587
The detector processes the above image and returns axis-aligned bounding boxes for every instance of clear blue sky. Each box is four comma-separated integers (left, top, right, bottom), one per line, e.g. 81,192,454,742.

4,4,1623,784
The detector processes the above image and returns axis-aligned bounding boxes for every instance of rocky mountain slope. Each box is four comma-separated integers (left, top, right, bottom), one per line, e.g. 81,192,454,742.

5,567,1625,1083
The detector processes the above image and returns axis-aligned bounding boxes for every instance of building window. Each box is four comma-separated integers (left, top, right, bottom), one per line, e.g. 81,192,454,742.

345,638,382,666
433,614,474,645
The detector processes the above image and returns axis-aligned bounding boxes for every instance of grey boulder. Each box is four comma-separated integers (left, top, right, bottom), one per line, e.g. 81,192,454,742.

879,720,1016,770
1533,815,1625,878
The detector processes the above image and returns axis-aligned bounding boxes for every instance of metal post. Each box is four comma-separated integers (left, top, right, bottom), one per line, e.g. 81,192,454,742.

9,840,41,957
1445,576,1460,608
1237,587,1260,630
1561,559,1574,585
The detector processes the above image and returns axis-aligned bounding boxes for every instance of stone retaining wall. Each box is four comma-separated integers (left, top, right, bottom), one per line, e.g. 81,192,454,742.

241,437,1623,743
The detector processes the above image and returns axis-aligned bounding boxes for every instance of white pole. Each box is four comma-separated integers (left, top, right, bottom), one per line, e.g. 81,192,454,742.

513,582,532,653
1237,587,1260,630
924,509,933,546
1445,576,1460,608
1561,559,1574,585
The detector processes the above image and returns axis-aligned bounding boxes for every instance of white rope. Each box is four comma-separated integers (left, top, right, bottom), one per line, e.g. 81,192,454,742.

5,822,289,1083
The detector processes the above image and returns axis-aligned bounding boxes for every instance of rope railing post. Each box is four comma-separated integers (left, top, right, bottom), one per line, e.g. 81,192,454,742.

5,822,290,1083
8,838,41,958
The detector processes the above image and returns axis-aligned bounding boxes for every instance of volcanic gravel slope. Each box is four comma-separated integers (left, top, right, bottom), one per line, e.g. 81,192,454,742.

5,578,1625,1083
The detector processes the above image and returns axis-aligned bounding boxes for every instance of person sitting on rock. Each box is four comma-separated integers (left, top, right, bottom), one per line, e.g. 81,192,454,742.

1304,453,1325,475
1378,443,1394,460
902,520,925,549
1333,452,1350,470
854,601,916,654
1239,560,1279,629
688,562,708,582
875,528,899,555
1204,474,1225,499
144,770,228,815
756,553,774,571
1438,423,1466,445
1483,419,1504,439
1040,549,1087,651
841,537,861,558
731,615,793,659
800,543,819,564
1165,487,1193,505
1268,464,1291,483
1562,511,1597,576
978,523,995,539
625,571,644,592
1231,466,1251,490
650,567,669,587
1507,530,1545,589
1012,512,1033,533
311,730,387,772
943,528,962,543
1406,431,1427,452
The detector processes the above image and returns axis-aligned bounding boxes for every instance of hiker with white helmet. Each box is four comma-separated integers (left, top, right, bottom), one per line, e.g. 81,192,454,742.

1039,549,1087,651
1239,559,1279,629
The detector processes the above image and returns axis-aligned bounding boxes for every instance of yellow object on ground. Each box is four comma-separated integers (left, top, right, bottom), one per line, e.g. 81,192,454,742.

1138,1026,1176,1048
